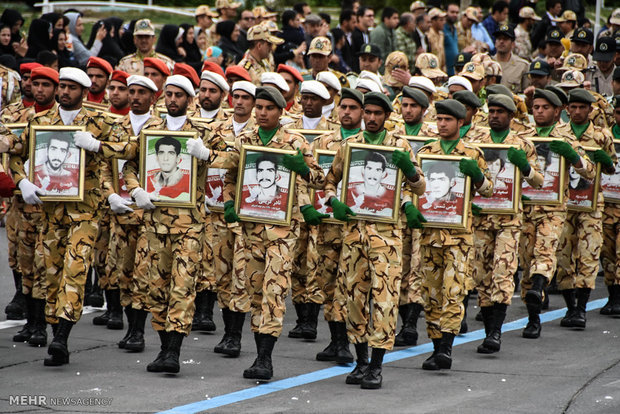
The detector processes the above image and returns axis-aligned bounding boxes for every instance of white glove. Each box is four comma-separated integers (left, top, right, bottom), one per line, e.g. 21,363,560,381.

131,187,158,210
108,193,134,214
73,131,101,152
186,138,210,161
18,179,43,205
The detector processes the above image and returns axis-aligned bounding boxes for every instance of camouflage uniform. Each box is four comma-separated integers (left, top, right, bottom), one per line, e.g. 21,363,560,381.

514,24,533,60
417,139,493,338
223,126,325,337
1,100,33,123
116,50,174,76
324,130,426,349
239,51,272,86
602,203,620,287
0,64,21,111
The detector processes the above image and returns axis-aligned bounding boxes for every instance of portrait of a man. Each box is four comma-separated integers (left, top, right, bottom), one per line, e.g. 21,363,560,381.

146,136,191,199
417,157,467,227
485,149,508,191
422,161,458,209
347,151,396,216
522,141,561,203
34,132,79,195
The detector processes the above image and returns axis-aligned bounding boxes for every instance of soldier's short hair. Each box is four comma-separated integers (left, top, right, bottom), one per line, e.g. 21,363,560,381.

155,136,182,155
427,161,456,180
536,143,553,167
255,153,278,172
364,151,387,171
485,149,505,169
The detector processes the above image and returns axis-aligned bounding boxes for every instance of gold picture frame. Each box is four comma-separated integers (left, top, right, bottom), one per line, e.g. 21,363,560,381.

139,130,198,208
340,142,403,224
4,123,27,173
82,100,110,112
567,145,601,212
285,129,333,144
471,143,521,215
602,139,620,203
234,144,297,226
29,125,86,202
396,135,437,155
112,158,137,208
309,148,341,224
521,137,566,205
414,153,472,230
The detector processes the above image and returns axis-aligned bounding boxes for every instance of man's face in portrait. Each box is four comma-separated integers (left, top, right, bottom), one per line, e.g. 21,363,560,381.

46,138,70,171
156,144,180,173
257,160,277,190
363,159,385,193
428,171,452,199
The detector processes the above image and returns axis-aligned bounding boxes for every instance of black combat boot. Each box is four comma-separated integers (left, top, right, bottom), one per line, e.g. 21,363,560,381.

214,308,232,354
92,288,110,326
13,294,33,342
422,338,442,370
482,303,506,352
302,303,321,340
334,322,354,364
44,318,73,366
600,286,615,315
560,289,577,327
525,274,546,312
220,311,244,357
87,270,104,307
395,303,421,346
5,270,26,320
435,333,455,369
161,332,184,373
147,331,169,372
288,303,307,338
28,298,48,346
460,294,469,334
118,307,135,349
345,342,369,384
522,303,541,339
394,304,413,347
476,306,495,354
611,285,620,316
361,348,385,389
192,290,216,332
243,333,277,380
316,321,339,361
571,288,591,328
105,290,123,330
125,309,148,352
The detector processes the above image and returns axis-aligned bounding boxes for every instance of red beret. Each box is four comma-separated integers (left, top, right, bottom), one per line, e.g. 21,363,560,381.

20,62,42,75
87,56,113,75
201,61,225,78
144,58,171,76
110,70,130,85
277,64,303,83
174,63,200,88
224,65,251,82
31,67,59,84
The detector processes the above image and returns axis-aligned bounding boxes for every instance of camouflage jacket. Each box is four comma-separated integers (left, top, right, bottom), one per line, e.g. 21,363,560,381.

286,114,340,131
392,121,438,138
1,100,30,123
239,50,272,86
0,64,21,111
116,50,175,76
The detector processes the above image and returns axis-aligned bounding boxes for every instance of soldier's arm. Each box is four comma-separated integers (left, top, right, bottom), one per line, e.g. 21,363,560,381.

570,139,596,180
293,135,325,189
99,123,139,159
474,149,494,197
324,144,345,201
203,127,240,169
601,130,618,175
121,159,141,193
398,139,426,196
100,157,116,200
0,122,19,154
8,124,30,183
223,136,242,204
521,138,544,189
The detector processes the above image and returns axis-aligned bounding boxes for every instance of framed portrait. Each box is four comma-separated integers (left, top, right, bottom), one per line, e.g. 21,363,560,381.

286,129,332,144
340,142,403,224
205,139,235,213
602,139,620,203
471,143,521,214
155,107,168,121
139,130,198,208
234,144,296,225
29,125,86,201
83,101,110,112
112,159,136,208
414,154,472,230
3,123,27,173
309,148,341,224
521,137,565,205
567,146,601,212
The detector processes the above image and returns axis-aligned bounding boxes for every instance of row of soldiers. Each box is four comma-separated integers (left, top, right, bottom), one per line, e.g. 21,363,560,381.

0,39,619,390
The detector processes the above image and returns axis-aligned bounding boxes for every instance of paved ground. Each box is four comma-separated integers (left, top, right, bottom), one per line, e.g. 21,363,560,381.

0,225,619,414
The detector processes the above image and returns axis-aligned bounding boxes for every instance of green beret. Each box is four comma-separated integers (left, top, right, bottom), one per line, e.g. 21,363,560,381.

487,94,517,113
435,99,467,119
452,90,482,108
545,85,568,105
401,86,429,108
340,87,364,106
533,88,562,107
485,84,513,98
614,95,620,109
255,86,286,109
363,91,393,112
568,88,596,104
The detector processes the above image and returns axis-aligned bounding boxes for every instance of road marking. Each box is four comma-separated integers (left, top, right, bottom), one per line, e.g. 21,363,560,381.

159,299,607,414
0,306,103,331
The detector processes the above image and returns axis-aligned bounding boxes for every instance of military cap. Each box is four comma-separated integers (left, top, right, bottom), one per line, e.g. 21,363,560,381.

594,37,616,62
533,88,562,107
554,10,577,22
261,72,289,92
487,94,516,112
454,52,472,69
165,75,195,97
453,90,482,108
409,1,426,12
494,24,515,40
59,67,91,88
464,7,481,23
559,53,588,71
357,43,381,58
86,56,113,76
247,24,284,45
527,59,551,76
571,27,594,45
308,36,332,56
519,7,541,21
31,66,59,85
255,86,286,108
127,75,157,92
195,5,219,18
134,19,155,36
384,51,409,87
110,70,129,85
340,88,363,106
568,88,596,104
300,80,330,100
363,91,393,112
545,28,563,45
216,0,241,9
435,99,467,119
545,85,568,105
232,80,256,97
428,8,446,19
557,70,585,88
459,61,485,81
401,86,429,108
19,62,42,74
447,75,473,92
174,63,199,88
612,7,620,25
486,84,513,98
416,53,447,78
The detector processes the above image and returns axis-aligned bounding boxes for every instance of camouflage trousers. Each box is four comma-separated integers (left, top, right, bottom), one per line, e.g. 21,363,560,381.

95,213,111,288
519,208,566,301
307,224,346,322
5,198,18,270
42,218,99,324
556,210,603,290
473,226,520,307
145,229,202,335
17,204,46,300
291,223,313,303
400,228,424,306
244,221,299,337
341,223,403,350
197,215,216,293
602,203,620,286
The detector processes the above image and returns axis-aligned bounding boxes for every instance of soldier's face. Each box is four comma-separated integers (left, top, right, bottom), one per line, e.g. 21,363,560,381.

401,97,424,125
532,98,558,126
32,79,57,106
338,98,363,129
134,35,155,54
488,106,512,131
494,34,513,54
129,85,155,114
156,144,179,173
546,43,564,59
567,102,592,125
144,67,166,91
363,104,387,133
232,91,255,117
108,80,129,109
359,55,381,73
58,81,86,110
199,79,224,111
429,172,451,199
488,158,503,180
87,67,108,95
279,72,298,101
529,74,550,89
363,160,384,190
309,54,330,72
256,160,276,189
437,114,462,139
165,85,190,117
47,138,70,170
570,43,592,57
21,72,33,98
255,99,282,130
568,165,580,181
301,93,325,118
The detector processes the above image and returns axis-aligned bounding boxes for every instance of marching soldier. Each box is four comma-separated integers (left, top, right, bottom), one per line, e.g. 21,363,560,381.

173,63,201,114
85,57,113,105
0,61,21,112
108,70,130,116
0,62,41,123
277,64,303,114
239,24,283,85
196,62,230,121
316,71,343,121
144,58,171,109
287,80,339,131
116,19,174,76
304,37,349,88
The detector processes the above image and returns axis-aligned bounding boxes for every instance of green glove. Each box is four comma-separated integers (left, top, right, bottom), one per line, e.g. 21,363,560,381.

403,202,426,228
507,147,531,175
423,138,437,145
471,203,482,216
459,158,484,183
283,149,310,175
592,149,614,169
300,204,329,226
549,140,580,165
391,150,416,178
330,197,356,222
223,200,240,223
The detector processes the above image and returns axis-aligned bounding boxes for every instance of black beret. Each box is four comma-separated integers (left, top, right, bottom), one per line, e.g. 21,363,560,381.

485,84,513,98
340,87,364,106
487,94,516,112
533,88,562,107
453,90,482,108
401,86,429,108
255,86,286,109
435,99,467,119
568,88,596,104
363,91,393,112
545,85,568,105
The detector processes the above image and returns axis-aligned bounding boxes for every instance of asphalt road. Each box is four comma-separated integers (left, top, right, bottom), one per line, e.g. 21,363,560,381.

0,226,619,414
